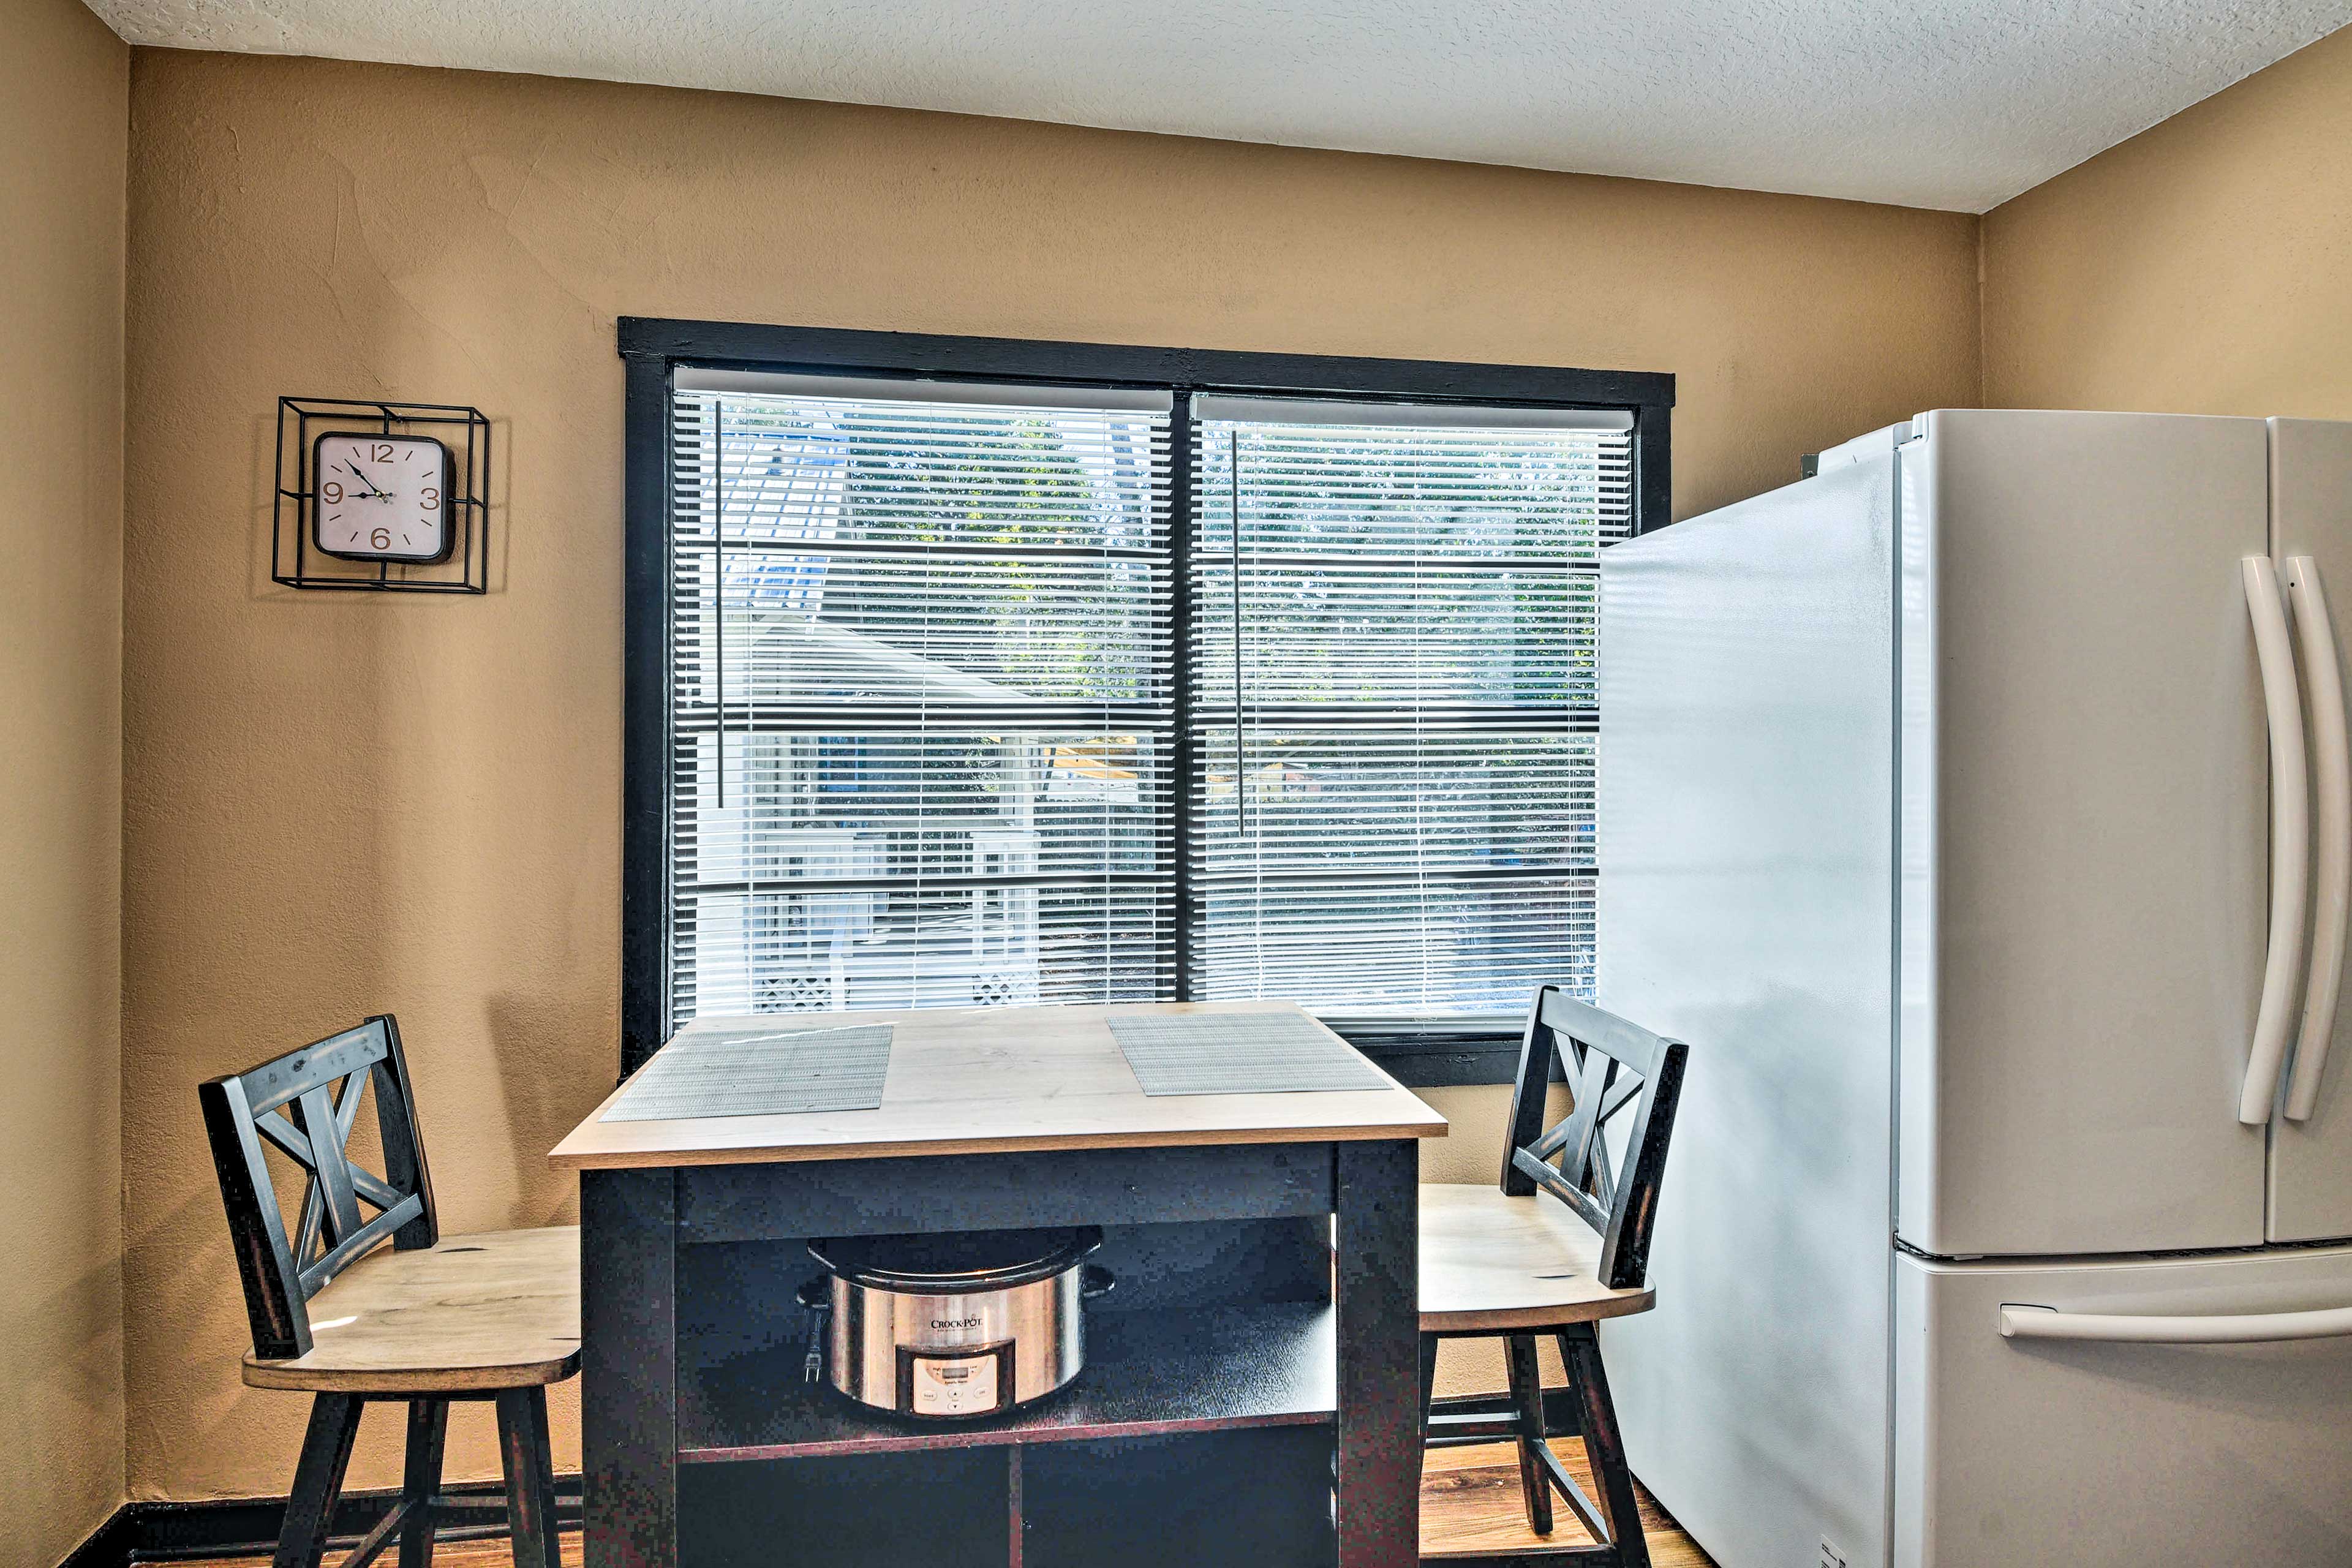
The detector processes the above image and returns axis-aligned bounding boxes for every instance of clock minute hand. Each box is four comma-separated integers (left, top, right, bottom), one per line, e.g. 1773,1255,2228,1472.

341,460,388,497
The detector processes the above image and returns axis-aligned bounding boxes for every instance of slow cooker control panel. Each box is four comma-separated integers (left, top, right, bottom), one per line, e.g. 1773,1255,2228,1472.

897,1343,1016,1419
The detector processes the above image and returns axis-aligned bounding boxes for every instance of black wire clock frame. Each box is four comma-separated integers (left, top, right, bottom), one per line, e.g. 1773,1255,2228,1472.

273,397,491,593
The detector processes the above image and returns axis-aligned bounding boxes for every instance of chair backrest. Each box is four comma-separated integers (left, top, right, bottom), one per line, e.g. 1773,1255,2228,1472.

197,1016,437,1360
1499,986,1688,1291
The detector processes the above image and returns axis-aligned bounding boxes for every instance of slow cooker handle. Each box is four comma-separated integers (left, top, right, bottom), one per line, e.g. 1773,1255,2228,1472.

1081,1265,1116,1300
795,1275,831,1384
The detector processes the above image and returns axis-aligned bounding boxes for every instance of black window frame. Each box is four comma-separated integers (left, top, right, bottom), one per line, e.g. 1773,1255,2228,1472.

620,317,1673,1082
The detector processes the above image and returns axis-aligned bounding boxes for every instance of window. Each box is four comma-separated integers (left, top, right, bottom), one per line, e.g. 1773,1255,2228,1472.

622,324,1670,1072
1191,399,1630,1013
665,372,1173,1019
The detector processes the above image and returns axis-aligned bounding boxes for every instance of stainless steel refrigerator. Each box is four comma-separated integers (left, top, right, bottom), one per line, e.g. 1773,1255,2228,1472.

1597,409,2352,1568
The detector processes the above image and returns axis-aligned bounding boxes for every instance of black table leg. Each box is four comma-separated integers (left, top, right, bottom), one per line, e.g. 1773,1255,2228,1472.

585,1169,677,1568
1336,1137,1420,1568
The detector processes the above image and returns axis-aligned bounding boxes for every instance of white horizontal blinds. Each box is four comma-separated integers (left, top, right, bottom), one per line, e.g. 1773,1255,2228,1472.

1188,401,1633,1012
669,377,1175,1021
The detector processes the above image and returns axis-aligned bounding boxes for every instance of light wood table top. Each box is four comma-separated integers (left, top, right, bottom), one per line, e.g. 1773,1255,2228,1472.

551,1001,1446,1171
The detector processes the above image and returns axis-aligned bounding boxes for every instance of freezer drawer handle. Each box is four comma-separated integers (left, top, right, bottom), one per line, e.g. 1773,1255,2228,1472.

2285,556,2350,1123
2000,1302,2352,1344
2243,556,2311,1126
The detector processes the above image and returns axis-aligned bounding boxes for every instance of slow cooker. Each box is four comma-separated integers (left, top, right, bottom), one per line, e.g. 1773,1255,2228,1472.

799,1226,1113,1420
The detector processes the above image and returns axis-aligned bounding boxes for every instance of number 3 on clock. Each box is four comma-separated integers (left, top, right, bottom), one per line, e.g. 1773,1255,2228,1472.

311,431,456,564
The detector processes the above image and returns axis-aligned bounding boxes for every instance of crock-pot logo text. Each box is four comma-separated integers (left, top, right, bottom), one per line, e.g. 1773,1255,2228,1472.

930,1316,984,1330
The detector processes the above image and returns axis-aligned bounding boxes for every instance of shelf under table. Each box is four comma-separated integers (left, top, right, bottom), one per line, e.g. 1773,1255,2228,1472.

677,1300,1336,1461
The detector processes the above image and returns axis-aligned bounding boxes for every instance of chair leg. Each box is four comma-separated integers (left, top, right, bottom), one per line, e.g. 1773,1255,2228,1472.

1560,1325,1649,1568
1504,1333,1555,1536
496,1387,563,1568
399,1398,449,1568
1418,1333,1441,1436
274,1393,364,1568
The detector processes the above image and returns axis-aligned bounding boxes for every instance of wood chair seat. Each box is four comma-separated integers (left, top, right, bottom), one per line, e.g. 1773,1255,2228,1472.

243,1226,581,1395
1418,1183,1656,1334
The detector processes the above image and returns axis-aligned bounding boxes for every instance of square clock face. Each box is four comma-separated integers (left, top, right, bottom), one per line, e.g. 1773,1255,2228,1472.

313,432,456,563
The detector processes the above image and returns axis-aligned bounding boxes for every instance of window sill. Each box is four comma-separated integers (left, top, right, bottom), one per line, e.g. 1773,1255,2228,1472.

1317,1015,1534,1088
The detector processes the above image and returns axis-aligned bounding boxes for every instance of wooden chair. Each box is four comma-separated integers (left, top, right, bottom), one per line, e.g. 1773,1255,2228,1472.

198,1016,581,1568
1418,986,1689,1567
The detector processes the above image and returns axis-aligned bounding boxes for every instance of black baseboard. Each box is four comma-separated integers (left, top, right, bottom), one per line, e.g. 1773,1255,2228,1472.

59,1478,586,1568
59,1507,140,1568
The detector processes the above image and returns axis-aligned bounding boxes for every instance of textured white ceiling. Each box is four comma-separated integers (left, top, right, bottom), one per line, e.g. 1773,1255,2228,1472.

83,0,2352,211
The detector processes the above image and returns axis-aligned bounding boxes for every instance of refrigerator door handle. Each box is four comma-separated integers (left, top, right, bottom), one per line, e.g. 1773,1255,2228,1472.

2284,555,2349,1123
2000,1301,2352,1344
2244,556,2311,1125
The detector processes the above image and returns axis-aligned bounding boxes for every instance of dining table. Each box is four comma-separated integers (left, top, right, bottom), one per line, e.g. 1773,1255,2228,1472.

550,998,1447,1568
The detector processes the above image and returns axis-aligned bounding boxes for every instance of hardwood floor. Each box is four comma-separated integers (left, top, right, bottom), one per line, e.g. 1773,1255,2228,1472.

1422,1439,1714,1564
200,1441,1713,1567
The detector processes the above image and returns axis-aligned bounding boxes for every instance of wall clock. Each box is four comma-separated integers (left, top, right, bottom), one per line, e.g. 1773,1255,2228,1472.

313,431,454,562
272,398,491,594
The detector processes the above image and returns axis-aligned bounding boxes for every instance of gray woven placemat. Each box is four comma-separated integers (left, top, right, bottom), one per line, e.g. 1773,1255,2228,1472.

600,1024,894,1121
1109,1012,1389,1096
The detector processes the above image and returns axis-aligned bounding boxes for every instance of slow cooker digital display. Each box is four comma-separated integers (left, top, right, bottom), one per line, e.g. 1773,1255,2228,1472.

895,1341,1016,1418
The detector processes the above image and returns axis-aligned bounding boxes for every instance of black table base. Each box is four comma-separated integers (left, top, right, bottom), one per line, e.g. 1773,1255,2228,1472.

582,1139,1420,1568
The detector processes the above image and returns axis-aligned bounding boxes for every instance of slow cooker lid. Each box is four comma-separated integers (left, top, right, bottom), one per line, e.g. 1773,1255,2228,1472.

809,1226,1103,1290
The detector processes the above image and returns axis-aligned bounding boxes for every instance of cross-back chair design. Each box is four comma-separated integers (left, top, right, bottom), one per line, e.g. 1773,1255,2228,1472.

200,1017,579,1568
1417,986,1689,1568
202,1018,439,1358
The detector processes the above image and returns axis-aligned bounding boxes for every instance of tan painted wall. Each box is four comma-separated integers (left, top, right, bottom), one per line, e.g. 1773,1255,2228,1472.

121,45,1979,1501
1,0,128,1560
1983,23,2352,417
